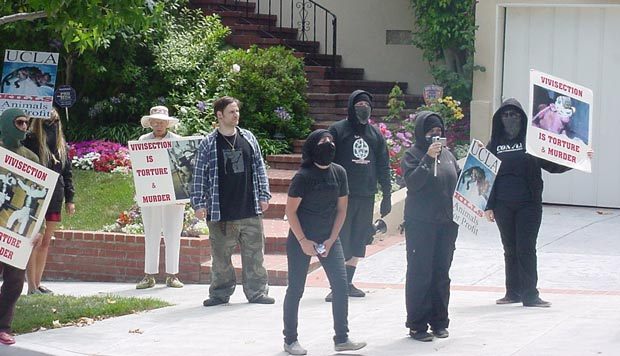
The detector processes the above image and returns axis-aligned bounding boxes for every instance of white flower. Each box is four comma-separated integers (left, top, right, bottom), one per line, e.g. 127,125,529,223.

179,107,188,115
232,64,241,73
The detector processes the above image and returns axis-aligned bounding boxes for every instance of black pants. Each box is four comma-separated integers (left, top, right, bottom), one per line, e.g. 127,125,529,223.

493,200,542,303
283,236,349,344
405,220,458,332
0,262,25,332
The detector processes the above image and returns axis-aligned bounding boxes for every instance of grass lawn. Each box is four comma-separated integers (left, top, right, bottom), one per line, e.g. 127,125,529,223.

60,170,135,231
13,294,170,334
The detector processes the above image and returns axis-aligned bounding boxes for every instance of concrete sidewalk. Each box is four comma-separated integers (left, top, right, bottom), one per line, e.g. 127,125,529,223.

4,205,620,356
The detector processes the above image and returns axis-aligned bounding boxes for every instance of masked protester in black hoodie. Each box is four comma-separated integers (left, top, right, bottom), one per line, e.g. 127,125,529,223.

400,111,460,342
282,129,366,355
327,90,392,301
485,98,575,308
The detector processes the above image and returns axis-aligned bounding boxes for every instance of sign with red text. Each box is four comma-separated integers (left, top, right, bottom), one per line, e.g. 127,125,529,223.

528,70,593,172
0,146,59,269
128,136,203,207
0,49,59,119
453,140,501,236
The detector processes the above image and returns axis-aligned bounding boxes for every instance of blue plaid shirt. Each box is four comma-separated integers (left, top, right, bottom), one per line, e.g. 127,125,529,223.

190,127,271,221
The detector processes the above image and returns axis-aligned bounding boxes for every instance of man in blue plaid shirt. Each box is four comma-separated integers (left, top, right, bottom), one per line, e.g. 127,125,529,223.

191,96,274,306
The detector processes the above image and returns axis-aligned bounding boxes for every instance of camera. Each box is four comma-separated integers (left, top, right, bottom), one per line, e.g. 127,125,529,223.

432,136,447,146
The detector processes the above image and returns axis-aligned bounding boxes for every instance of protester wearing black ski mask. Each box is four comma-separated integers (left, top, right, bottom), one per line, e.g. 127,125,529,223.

327,90,392,301
283,129,367,354
485,98,572,309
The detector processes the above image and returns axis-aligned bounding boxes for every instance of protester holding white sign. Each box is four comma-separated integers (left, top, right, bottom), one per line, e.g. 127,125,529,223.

400,111,460,342
133,106,185,290
484,98,593,309
0,108,57,346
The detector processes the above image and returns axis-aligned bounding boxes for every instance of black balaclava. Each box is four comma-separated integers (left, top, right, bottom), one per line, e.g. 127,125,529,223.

0,108,28,149
500,108,521,140
347,90,373,132
301,129,335,168
413,111,445,151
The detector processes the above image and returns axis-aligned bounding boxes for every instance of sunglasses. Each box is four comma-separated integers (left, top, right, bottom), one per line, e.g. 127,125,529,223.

15,119,30,127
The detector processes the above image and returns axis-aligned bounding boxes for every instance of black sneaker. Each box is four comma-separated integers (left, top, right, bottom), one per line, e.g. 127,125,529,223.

523,297,551,308
409,330,433,342
325,291,333,302
203,297,229,307
432,329,449,338
496,295,521,304
249,295,275,304
348,284,366,298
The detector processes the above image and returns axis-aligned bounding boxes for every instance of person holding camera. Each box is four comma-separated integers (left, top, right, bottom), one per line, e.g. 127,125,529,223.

282,129,366,355
400,111,460,342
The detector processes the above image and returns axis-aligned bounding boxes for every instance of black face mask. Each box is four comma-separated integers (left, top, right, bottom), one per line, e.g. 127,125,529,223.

355,106,371,125
501,116,521,140
313,141,336,166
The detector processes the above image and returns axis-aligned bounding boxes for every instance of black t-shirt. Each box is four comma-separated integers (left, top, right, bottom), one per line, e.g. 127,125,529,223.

287,163,348,243
216,130,256,221
493,140,532,202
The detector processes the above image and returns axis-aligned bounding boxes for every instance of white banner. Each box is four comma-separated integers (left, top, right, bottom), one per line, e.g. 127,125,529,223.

0,146,59,269
528,69,593,172
0,49,60,119
453,140,501,236
128,136,203,207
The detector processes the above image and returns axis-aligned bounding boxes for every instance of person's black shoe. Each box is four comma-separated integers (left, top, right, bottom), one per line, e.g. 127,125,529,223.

496,295,522,304
249,295,275,304
409,330,433,342
325,291,333,302
348,284,366,298
203,297,229,307
432,329,449,338
523,297,551,308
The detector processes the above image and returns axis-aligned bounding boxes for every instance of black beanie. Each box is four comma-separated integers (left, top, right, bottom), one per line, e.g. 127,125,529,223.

423,115,443,134
353,93,372,108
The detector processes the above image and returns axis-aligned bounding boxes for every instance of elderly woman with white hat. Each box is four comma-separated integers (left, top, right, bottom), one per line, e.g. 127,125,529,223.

136,106,185,289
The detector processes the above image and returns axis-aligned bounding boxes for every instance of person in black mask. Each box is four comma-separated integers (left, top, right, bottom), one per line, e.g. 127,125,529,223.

400,111,460,341
23,107,75,295
282,129,366,355
484,98,592,308
327,90,392,301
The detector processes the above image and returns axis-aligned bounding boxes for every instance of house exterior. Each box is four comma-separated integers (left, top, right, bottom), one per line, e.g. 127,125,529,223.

471,1,620,208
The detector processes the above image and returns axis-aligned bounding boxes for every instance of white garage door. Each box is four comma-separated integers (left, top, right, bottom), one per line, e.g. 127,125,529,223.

502,6,620,208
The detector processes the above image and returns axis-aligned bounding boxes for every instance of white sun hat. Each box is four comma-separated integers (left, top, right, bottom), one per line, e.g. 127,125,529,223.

140,106,179,128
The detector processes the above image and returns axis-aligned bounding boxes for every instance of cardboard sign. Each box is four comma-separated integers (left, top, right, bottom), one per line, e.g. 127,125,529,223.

0,49,59,119
0,146,59,269
528,69,593,172
128,136,203,207
453,140,501,235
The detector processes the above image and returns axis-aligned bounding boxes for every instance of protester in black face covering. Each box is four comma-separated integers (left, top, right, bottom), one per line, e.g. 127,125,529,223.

400,111,460,341
484,98,576,308
327,90,392,301
282,129,366,355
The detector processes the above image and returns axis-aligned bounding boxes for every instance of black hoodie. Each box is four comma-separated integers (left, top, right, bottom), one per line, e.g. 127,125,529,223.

328,90,391,198
486,98,570,210
401,111,459,223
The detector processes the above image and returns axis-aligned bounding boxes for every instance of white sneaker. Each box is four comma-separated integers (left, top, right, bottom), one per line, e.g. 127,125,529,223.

334,338,367,352
283,341,307,355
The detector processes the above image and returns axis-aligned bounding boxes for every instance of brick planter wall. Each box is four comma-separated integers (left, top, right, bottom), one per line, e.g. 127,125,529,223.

45,231,211,284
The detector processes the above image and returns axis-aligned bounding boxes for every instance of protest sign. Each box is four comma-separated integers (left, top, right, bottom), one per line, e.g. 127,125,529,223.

528,69,593,172
453,140,501,235
0,146,59,269
0,49,59,119
128,136,203,207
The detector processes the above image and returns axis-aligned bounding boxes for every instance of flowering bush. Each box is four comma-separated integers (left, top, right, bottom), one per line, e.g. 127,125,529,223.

69,140,132,173
102,205,209,237
416,96,465,128
372,116,415,182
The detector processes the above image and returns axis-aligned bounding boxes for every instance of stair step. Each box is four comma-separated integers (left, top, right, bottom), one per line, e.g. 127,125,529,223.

227,35,320,52
309,79,408,94
211,10,278,26
297,52,342,67
311,121,338,130
293,139,304,153
230,24,298,39
201,253,321,286
304,66,364,80
190,0,256,12
263,191,287,219
306,93,423,108
267,153,302,170
268,168,296,192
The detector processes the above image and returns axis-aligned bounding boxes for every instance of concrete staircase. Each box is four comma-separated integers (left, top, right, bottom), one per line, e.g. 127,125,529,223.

189,0,422,285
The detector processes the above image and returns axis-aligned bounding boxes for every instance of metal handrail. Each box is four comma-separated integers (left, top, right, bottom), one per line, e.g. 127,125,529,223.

216,0,338,73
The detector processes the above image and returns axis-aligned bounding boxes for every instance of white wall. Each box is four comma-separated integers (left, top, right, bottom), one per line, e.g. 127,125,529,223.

256,0,433,95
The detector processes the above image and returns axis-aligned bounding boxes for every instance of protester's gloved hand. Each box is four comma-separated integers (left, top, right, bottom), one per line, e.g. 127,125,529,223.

380,194,392,217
